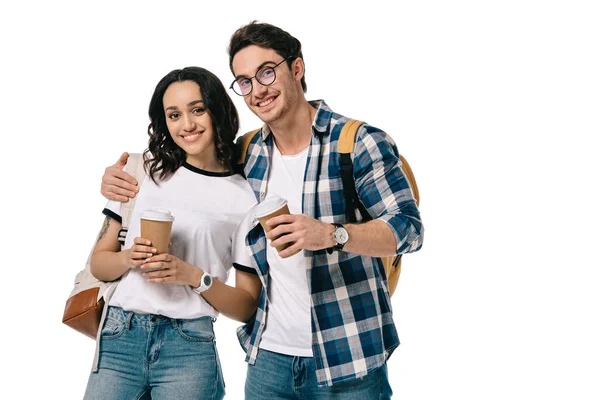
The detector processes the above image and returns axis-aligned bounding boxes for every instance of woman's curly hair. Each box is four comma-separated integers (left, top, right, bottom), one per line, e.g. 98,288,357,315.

144,67,240,183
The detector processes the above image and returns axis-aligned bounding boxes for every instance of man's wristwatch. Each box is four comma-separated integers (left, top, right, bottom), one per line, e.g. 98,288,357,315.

332,223,349,251
192,271,213,294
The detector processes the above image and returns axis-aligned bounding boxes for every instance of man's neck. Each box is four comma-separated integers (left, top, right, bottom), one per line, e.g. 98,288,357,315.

268,100,317,155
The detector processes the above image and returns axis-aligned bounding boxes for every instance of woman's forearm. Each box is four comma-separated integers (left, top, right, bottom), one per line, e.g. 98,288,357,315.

201,279,260,323
189,267,259,323
90,251,130,282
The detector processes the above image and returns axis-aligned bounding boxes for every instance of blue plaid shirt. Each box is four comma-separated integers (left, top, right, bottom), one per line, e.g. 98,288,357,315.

237,100,424,386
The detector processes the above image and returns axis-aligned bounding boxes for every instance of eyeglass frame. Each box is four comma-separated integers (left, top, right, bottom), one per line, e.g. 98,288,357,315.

229,56,295,96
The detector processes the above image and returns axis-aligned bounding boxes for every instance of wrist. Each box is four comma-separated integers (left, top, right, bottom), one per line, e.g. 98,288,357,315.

120,250,133,270
331,223,350,251
190,266,204,288
192,269,213,294
326,222,336,249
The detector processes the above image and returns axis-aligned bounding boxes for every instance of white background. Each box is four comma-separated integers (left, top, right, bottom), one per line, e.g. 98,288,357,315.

1,1,599,399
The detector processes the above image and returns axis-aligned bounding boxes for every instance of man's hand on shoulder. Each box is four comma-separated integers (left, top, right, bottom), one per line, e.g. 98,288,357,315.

100,152,139,202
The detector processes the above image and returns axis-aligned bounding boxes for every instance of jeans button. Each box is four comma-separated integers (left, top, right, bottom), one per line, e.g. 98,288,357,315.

151,317,156,322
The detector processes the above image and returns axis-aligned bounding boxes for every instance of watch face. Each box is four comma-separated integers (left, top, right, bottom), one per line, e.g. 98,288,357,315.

202,275,212,286
334,227,349,244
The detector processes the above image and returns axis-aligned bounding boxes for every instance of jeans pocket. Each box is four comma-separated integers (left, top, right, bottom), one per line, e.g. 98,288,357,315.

100,316,125,339
175,318,215,342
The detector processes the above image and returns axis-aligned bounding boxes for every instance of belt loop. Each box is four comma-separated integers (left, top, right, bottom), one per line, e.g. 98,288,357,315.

171,318,179,330
125,312,133,330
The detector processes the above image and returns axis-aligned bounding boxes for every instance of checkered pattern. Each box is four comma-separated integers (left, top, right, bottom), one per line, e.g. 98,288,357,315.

236,100,424,386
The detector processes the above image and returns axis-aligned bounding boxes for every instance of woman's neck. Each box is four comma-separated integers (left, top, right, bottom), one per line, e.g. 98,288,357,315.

185,154,227,173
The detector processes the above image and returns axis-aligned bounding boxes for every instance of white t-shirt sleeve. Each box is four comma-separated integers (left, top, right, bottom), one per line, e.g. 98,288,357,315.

102,199,122,222
231,205,257,275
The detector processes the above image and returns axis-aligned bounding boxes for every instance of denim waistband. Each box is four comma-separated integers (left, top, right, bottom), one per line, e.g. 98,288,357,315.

106,306,214,328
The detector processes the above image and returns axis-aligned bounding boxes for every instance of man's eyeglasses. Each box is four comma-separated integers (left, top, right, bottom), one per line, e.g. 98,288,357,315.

229,58,292,96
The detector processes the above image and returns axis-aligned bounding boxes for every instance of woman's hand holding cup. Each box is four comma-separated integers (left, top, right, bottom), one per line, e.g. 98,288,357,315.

125,237,157,269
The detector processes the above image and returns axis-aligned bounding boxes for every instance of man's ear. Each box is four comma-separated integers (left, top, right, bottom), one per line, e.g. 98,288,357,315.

293,57,305,82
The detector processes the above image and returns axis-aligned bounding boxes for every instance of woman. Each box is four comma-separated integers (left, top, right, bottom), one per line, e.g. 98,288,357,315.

84,67,260,400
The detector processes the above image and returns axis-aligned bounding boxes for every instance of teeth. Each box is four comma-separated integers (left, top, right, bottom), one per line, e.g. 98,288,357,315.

183,133,199,140
259,97,275,107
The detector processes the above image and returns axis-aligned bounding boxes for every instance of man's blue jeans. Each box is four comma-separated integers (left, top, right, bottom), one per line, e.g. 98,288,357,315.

84,306,225,400
245,348,392,399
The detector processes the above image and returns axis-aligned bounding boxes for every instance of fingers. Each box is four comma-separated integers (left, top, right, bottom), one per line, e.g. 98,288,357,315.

142,262,175,283
116,152,130,169
131,238,156,258
266,222,295,241
143,254,170,264
132,238,156,254
102,192,129,203
133,237,151,246
270,232,299,251
142,268,172,279
266,214,296,228
102,168,138,194
277,242,303,258
101,162,138,202
101,183,137,202
141,261,168,272
100,176,137,202
131,251,154,261
146,276,173,284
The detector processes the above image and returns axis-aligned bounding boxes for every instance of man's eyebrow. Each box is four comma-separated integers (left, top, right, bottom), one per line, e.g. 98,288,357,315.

234,60,278,80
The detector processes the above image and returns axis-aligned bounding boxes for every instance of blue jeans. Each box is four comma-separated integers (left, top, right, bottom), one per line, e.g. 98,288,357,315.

245,348,392,399
84,307,225,400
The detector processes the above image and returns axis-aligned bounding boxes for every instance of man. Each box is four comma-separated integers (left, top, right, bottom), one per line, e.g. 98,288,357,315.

101,21,423,399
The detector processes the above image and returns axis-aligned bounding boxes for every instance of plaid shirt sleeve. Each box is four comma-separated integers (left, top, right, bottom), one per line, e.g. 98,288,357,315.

353,124,424,254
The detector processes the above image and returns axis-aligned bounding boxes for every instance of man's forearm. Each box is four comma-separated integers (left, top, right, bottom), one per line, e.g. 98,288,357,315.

338,220,397,257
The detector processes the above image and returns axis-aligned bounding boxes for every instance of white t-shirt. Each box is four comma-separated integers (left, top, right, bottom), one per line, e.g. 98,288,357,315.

259,144,313,357
104,162,256,320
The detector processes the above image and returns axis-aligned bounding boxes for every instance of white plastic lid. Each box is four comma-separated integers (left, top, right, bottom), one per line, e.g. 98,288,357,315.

254,196,288,218
140,209,174,222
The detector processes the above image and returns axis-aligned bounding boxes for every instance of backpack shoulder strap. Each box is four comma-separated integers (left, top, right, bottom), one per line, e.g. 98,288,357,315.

117,153,145,246
237,128,261,166
338,119,364,155
338,119,370,223
338,119,421,215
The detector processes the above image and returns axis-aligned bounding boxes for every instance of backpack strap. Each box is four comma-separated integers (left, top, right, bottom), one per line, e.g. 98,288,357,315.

339,120,371,223
237,128,262,166
338,120,420,269
117,153,146,247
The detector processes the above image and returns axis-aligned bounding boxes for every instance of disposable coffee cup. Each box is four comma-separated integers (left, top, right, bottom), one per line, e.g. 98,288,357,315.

254,197,301,258
140,209,174,254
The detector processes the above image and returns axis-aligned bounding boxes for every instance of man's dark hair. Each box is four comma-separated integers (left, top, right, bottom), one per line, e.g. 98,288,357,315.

228,21,307,93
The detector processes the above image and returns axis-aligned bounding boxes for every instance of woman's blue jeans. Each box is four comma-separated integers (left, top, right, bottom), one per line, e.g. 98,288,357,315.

84,306,225,400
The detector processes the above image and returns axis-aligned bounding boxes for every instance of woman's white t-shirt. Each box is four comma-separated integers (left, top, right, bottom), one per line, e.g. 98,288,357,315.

103,162,256,320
